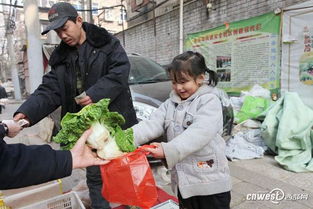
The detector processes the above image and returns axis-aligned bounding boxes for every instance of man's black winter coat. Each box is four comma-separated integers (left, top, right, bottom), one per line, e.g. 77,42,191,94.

16,22,137,129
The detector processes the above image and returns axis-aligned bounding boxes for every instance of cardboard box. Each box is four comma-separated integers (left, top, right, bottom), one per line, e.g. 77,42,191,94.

0,180,63,208
20,191,85,209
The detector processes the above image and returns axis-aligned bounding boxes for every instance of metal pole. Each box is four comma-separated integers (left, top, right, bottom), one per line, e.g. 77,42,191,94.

7,32,21,100
121,11,125,47
0,10,7,82
179,0,184,53
24,0,44,93
121,0,125,47
80,0,85,20
87,0,93,23
152,2,156,36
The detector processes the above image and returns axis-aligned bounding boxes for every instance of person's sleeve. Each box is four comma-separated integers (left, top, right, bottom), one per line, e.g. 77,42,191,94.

2,88,7,98
14,70,61,125
162,95,223,169
86,38,130,103
132,100,168,146
0,125,6,139
0,138,72,190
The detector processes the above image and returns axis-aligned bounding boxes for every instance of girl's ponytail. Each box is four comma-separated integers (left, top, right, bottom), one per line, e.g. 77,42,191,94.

205,68,218,87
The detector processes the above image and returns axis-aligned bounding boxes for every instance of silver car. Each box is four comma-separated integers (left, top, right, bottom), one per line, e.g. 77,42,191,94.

128,53,171,121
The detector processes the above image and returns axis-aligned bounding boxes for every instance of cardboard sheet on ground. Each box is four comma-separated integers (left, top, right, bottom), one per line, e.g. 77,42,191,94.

0,180,62,208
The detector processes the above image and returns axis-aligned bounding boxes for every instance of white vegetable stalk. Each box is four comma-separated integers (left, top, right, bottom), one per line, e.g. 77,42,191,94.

87,122,109,150
97,136,124,159
87,122,125,160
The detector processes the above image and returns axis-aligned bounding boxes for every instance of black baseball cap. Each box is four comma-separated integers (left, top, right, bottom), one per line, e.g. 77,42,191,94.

41,2,78,35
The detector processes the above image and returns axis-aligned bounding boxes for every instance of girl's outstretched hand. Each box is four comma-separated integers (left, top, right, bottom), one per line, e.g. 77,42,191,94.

143,142,165,159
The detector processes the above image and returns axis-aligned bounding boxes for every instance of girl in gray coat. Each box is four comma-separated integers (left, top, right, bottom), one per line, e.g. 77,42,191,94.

132,51,231,209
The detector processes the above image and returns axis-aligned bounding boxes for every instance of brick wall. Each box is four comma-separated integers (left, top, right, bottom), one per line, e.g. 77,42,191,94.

116,0,309,65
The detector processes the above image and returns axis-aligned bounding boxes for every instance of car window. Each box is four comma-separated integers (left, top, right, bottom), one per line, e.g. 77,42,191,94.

128,56,169,84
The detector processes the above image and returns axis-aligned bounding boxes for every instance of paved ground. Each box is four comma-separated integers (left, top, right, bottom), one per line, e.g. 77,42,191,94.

2,100,313,209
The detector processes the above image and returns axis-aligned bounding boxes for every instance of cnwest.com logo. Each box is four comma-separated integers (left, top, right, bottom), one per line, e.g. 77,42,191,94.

246,188,309,204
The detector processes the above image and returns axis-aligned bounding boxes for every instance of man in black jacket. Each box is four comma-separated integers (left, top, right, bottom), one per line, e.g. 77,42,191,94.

0,84,7,99
13,2,137,209
0,120,109,189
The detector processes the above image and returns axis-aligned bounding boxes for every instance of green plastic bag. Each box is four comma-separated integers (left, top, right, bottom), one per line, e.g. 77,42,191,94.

235,96,270,123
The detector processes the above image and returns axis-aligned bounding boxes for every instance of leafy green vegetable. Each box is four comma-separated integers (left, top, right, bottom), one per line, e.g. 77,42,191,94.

53,98,135,152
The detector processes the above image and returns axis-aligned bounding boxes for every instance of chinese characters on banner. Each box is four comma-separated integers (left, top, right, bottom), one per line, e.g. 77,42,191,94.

185,12,281,96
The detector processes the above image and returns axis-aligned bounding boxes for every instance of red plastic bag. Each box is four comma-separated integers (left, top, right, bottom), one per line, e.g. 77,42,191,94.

100,146,158,208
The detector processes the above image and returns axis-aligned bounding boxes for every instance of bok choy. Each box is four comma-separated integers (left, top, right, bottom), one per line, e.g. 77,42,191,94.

53,98,135,159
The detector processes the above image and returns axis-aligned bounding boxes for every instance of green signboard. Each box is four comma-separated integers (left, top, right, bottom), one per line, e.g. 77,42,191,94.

185,12,281,96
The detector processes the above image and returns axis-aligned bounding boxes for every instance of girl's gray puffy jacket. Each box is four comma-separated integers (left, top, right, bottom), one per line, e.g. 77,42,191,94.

133,85,231,199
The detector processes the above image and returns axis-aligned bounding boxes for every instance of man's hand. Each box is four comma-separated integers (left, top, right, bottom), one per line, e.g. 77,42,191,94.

70,129,110,169
2,120,23,137
13,113,30,127
76,95,93,106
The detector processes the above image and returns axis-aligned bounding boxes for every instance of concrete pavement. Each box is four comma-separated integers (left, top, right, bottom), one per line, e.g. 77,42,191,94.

1,99,312,209
229,157,313,209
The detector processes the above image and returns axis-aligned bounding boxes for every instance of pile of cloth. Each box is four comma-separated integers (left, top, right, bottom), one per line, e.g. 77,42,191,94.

261,92,313,172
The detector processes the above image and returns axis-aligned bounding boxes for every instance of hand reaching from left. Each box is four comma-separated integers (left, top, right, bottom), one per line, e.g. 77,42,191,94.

70,129,110,169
